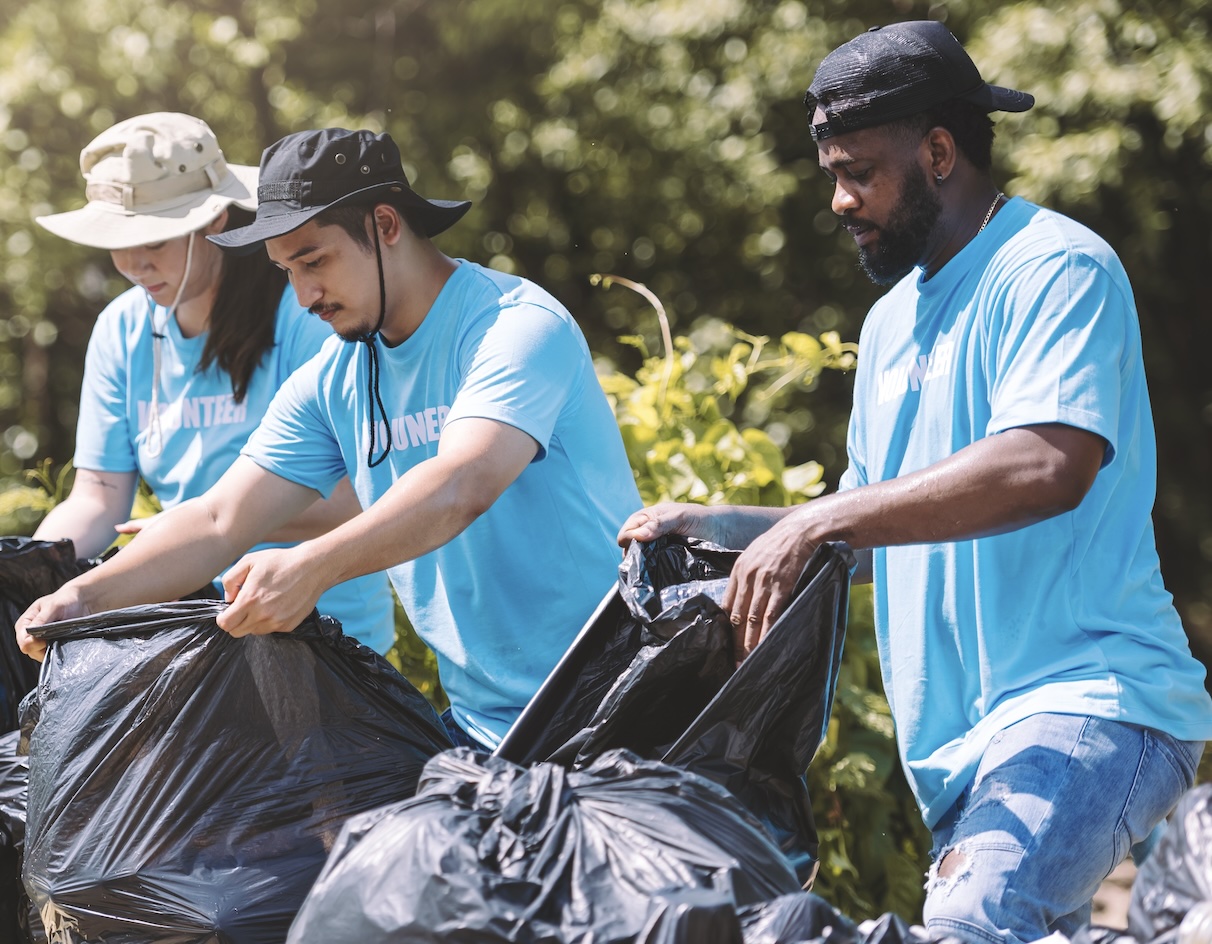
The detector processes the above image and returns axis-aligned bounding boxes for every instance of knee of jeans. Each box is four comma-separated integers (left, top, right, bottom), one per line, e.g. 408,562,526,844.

923,842,1021,944
925,842,973,899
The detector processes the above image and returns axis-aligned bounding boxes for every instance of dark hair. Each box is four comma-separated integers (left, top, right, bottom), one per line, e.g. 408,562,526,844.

199,206,287,403
312,200,425,250
890,99,996,171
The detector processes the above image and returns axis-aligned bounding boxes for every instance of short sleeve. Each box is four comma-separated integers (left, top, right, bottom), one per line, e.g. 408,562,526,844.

986,251,1128,464
444,302,584,460
73,304,137,473
242,356,348,498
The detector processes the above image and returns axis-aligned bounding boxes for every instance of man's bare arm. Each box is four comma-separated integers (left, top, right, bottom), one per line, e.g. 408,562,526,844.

214,417,540,638
725,423,1105,652
16,457,321,658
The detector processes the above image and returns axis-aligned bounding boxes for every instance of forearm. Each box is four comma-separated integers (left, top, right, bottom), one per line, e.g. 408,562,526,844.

719,425,1102,648
33,470,137,559
294,459,484,591
34,498,121,560
786,425,1104,553
64,500,248,613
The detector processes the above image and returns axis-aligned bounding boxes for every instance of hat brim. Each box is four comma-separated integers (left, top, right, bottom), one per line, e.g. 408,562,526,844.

960,84,1035,114
35,163,259,251
207,180,472,256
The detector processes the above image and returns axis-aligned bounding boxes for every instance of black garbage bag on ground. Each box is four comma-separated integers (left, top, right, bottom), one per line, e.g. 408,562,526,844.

738,892,957,944
0,537,92,732
1129,783,1212,944
286,747,803,944
738,891,860,944
494,536,852,881
636,890,745,944
0,729,43,944
21,599,453,944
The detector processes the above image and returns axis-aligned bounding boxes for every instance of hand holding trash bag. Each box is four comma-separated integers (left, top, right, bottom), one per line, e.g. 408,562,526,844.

497,534,852,884
616,503,815,657
218,542,326,638
14,588,87,662
21,598,453,944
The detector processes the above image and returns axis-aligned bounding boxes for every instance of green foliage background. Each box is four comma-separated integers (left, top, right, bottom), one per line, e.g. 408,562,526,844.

2,0,1211,921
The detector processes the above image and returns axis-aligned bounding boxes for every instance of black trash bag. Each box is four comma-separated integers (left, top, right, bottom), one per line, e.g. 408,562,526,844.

858,913,939,944
495,536,852,881
637,889,744,944
0,729,43,944
738,891,860,944
1129,783,1212,944
1067,927,1139,944
286,747,803,944
0,537,93,733
21,599,453,944
737,892,955,944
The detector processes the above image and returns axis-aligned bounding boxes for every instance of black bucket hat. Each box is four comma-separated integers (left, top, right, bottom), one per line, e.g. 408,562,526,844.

209,128,471,254
805,20,1034,141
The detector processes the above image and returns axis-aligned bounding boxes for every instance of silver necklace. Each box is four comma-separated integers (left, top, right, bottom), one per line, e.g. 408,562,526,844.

979,192,1004,233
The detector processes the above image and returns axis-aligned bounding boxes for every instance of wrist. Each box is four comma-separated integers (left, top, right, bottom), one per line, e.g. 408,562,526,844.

787,495,848,549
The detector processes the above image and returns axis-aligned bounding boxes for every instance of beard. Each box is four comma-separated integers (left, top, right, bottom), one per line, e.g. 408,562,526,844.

311,303,377,343
856,164,942,286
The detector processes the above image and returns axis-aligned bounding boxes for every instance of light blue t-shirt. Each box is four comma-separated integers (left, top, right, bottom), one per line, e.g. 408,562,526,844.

74,284,397,653
839,198,1212,827
243,261,642,747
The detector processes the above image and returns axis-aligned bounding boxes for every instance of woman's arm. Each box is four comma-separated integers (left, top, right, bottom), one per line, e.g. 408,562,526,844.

33,468,138,559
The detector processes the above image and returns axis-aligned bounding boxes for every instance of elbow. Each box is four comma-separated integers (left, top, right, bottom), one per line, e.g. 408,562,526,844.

444,481,498,535
1032,460,1098,518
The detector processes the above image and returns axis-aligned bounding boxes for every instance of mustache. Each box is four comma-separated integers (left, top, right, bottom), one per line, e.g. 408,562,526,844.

310,303,343,316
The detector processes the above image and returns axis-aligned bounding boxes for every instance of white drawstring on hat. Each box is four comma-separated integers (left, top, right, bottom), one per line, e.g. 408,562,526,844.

144,232,196,458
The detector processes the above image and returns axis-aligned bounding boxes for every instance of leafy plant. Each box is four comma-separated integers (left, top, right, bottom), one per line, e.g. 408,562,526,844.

593,273,856,508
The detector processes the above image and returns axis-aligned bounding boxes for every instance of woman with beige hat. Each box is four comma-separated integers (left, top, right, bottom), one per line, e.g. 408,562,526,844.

32,112,396,653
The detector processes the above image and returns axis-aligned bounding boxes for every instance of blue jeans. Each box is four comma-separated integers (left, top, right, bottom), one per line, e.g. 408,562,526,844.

923,713,1203,944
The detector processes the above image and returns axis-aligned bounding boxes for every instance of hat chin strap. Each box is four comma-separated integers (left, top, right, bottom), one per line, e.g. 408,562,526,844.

361,220,392,468
145,231,196,458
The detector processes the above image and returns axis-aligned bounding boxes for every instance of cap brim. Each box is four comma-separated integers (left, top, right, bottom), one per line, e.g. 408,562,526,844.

964,84,1035,114
36,162,260,251
208,180,472,255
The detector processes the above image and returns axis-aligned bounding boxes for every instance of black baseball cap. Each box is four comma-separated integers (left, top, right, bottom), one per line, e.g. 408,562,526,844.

805,20,1034,141
209,128,471,254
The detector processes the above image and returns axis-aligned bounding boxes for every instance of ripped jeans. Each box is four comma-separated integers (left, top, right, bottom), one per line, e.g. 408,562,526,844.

923,713,1204,944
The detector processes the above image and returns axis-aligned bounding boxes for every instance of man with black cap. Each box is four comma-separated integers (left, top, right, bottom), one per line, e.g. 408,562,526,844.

18,127,642,751
618,20,1212,943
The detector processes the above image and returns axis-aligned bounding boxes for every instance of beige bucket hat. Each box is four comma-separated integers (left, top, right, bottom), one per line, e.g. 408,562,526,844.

35,112,258,250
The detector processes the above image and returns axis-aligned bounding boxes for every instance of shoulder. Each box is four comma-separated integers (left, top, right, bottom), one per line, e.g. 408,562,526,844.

995,200,1130,287
452,261,578,332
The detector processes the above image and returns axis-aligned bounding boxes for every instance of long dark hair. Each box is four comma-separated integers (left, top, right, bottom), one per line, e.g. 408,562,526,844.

198,206,288,403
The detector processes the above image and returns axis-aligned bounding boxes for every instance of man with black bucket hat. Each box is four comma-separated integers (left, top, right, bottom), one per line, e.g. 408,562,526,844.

18,127,642,751
618,20,1212,944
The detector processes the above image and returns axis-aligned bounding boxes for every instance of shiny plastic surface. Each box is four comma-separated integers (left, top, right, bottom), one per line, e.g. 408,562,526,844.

288,747,802,943
1131,784,1212,944
495,535,853,879
22,599,453,943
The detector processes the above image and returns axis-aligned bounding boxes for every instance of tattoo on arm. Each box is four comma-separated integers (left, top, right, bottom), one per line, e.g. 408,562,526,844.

77,473,118,490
